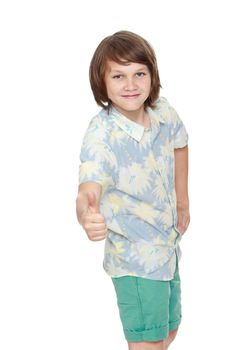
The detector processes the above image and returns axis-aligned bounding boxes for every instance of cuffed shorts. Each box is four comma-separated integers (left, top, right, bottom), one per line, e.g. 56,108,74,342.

111,257,182,342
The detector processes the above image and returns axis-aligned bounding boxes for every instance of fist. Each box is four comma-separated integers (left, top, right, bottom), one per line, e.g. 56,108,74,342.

81,191,108,241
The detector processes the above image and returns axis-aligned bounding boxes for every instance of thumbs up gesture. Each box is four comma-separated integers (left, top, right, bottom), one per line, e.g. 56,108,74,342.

80,191,108,241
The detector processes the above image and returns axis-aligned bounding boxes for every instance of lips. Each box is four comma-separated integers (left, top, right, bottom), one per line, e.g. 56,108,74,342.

121,94,140,99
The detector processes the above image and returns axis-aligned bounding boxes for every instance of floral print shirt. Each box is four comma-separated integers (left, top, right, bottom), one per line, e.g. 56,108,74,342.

79,96,189,280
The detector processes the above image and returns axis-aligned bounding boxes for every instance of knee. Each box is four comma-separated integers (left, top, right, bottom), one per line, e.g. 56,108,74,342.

168,328,178,342
128,340,165,350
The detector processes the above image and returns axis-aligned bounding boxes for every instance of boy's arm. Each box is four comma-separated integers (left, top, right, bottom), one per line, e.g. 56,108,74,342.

174,145,190,234
76,182,102,224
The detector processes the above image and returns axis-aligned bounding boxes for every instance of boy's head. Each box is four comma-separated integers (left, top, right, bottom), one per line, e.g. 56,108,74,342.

89,30,162,111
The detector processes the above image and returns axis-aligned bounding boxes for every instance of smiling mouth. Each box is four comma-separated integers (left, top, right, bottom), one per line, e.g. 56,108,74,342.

121,94,140,99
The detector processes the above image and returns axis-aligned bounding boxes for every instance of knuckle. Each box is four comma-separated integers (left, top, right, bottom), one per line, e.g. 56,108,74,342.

88,232,98,241
83,223,90,231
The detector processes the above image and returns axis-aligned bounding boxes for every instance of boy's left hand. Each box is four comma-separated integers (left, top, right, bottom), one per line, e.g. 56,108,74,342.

176,206,190,235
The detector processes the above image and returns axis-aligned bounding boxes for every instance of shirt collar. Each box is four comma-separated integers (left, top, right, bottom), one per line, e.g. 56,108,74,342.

110,105,165,142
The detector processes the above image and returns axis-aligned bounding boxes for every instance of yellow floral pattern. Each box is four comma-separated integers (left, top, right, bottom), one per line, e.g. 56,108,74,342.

79,96,189,280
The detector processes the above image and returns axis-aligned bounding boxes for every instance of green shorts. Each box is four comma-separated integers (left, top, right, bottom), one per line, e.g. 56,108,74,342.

111,259,182,342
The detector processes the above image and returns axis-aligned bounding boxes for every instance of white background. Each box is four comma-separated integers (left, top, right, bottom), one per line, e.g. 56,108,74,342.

0,0,232,349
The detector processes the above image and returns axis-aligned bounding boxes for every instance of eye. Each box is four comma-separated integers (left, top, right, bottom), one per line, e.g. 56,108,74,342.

136,72,146,77
112,74,123,79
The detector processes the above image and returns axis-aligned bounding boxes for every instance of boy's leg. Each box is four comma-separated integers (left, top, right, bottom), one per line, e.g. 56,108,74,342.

164,252,182,349
164,328,179,349
128,340,165,350
127,328,179,350
111,276,170,345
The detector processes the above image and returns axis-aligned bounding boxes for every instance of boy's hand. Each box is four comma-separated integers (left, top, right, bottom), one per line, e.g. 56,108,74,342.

176,204,190,235
80,191,108,241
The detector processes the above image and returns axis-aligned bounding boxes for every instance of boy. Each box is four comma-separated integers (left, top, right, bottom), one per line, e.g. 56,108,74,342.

76,31,190,350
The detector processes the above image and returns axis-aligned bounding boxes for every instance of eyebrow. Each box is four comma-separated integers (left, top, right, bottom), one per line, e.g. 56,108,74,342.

110,67,148,73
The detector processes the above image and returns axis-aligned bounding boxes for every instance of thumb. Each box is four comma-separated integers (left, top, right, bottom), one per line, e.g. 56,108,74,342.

87,191,100,213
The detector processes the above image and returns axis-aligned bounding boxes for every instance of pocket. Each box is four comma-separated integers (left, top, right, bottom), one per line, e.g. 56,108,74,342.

111,276,137,305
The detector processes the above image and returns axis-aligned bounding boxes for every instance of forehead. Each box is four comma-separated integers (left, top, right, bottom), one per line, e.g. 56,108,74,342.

105,60,149,73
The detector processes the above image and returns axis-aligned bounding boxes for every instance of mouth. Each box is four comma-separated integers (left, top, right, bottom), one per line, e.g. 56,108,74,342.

121,94,140,99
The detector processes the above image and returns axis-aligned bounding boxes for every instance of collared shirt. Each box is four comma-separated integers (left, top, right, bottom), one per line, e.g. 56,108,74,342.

79,96,189,280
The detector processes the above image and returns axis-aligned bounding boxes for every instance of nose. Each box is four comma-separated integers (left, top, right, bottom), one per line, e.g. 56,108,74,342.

123,77,137,91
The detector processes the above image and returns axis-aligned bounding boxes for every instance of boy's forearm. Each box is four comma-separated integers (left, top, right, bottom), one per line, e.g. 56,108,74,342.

174,145,189,209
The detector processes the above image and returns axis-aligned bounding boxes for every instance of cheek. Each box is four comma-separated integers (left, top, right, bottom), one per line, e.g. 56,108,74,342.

141,76,151,92
147,76,152,89
106,82,119,97
105,80,113,98
106,85,114,99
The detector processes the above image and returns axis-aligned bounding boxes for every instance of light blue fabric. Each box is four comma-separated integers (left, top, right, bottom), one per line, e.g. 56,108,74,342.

79,96,189,280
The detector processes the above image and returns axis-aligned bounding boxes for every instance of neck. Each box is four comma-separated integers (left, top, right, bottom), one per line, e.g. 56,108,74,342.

113,106,149,127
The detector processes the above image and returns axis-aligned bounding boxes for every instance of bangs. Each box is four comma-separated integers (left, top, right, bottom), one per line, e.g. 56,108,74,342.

105,39,152,66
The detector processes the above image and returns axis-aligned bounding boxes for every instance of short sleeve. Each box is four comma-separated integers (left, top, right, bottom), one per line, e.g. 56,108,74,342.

78,118,117,194
169,104,189,149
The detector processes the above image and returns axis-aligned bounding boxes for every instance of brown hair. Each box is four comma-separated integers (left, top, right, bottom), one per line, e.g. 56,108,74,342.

89,30,162,111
